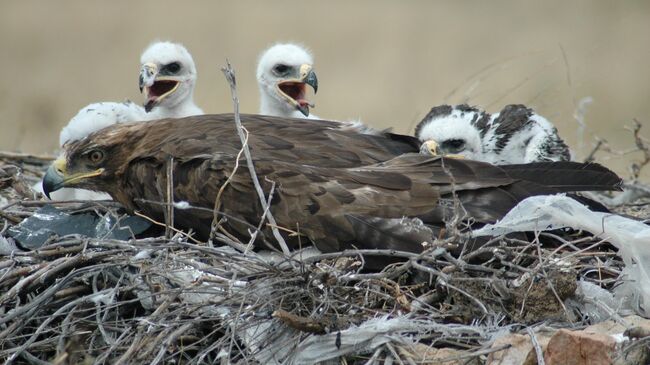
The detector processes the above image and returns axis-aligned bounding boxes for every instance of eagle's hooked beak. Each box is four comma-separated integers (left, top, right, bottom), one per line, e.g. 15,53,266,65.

42,157,104,199
277,63,319,117
139,62,181,112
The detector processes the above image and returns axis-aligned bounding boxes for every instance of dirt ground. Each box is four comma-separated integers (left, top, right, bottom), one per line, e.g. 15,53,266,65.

0,0,649,179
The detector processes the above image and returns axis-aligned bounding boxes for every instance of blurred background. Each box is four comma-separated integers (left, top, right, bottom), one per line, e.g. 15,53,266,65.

1,0,649,179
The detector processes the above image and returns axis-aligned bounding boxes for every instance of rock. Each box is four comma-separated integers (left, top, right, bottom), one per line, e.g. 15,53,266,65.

544,329,616,365
584,315,650,365
487,316,650,365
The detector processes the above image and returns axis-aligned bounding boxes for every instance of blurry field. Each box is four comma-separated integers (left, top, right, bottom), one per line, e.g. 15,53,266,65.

0,0,649,179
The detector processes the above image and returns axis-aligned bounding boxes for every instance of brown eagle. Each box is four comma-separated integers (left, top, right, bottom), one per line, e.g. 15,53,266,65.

43,114,622,254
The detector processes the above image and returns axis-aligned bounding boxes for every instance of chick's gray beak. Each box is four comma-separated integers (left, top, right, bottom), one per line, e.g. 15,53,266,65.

304,70,318,94
299,64,318,94
297,104,310,117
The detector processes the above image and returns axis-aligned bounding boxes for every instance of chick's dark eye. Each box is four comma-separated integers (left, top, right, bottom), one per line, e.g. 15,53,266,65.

165,62,181,74
442,139,466,151
88,150,104,163
273,64,289,74
450,140,465,148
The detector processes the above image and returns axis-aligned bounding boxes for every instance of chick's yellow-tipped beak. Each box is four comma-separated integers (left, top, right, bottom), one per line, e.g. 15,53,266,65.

420,140,439,156
140,61,182,112
143,62,157,73
42,157,104,199
139,62,158,91
299,64,318,93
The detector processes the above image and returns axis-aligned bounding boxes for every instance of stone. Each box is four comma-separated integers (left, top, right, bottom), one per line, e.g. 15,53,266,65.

487,331,553,365
544,329,616,365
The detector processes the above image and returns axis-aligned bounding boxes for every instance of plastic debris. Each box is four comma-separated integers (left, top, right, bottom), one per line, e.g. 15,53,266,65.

473,194,650,317
6,205,151,250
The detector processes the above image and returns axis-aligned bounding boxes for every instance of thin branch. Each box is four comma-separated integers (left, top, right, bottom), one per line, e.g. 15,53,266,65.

630,119,650,180
526,327,545,365
220,60,291,256
583,138,605,163
165,156,174,239
210,128,246,238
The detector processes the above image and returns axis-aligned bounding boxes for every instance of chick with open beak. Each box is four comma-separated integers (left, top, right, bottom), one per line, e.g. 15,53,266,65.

276,63,318,117
257,43,321,119
139,61,182,112
138,41,203,117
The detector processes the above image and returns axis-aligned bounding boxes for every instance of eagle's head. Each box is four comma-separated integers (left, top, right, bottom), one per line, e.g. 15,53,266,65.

415,106,484,160
139,41,197,113
42,126,142,199
256,43,318,118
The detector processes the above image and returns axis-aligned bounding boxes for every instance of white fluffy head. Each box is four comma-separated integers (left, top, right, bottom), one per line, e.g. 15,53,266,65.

140,41,197,75
256,43,313,80
139,41,202,117
59,101,146,147
415,107,483,159
256,43,319,119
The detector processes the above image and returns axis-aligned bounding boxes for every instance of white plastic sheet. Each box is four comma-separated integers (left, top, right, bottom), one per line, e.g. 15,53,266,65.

473,195,650,317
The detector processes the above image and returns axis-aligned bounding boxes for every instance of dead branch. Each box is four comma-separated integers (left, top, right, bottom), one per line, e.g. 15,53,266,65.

220,60,291,256
272,309,328,334
630,119,650,180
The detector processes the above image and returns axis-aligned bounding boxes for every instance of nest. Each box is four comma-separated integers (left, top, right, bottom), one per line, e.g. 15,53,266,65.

2,151,648,364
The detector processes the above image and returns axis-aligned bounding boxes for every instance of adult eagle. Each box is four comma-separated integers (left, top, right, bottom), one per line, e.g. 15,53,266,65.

42,114,621,254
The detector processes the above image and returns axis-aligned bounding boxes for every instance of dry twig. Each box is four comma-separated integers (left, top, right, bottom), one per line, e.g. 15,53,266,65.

220,61,291,256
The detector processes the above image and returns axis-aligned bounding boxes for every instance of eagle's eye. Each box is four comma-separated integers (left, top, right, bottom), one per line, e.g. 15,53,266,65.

164,62,181,74
88,150,105,164
442,139,466,153
273,64,290,75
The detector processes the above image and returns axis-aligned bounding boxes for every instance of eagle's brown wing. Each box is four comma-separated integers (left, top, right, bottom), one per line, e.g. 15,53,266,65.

118,150,619,253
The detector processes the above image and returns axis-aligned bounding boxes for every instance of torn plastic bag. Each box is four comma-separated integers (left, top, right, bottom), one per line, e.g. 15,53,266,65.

473,194,650,317
6,205,150,250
